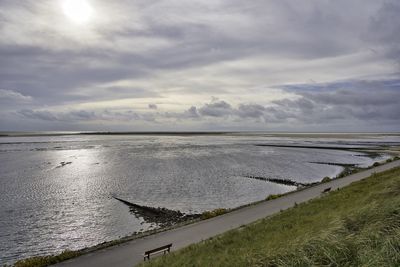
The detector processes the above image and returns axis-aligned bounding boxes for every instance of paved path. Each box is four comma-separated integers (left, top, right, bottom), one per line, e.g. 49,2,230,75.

55,161,400,267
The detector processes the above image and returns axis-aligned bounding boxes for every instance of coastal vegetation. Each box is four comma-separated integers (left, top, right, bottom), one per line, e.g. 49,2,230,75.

265,194,282,201
201,209,228,220
321,176,331,183
10,250,80,267
142,167,400,267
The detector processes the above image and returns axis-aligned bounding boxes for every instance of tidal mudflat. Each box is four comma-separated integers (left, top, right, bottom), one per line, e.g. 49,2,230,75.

0,133,398,265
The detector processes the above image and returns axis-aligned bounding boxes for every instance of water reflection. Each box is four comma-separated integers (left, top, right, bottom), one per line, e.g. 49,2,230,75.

0,133,398,265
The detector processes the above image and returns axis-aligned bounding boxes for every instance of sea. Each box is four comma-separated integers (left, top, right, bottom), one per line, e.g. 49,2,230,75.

0,132,399,265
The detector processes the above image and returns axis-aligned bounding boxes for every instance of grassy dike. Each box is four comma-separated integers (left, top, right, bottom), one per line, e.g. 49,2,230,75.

141,167,400,267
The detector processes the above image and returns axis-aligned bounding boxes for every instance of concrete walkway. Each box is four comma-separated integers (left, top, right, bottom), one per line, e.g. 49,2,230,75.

55,160,400,267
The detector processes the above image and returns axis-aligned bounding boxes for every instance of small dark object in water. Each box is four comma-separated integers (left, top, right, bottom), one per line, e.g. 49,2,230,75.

56,161,72,168
322,187,332,193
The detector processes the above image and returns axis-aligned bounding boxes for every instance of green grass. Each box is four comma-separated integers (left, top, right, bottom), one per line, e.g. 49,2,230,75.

201,208,228,220
265,194,283,201
10,250,80,267
142,167,400,267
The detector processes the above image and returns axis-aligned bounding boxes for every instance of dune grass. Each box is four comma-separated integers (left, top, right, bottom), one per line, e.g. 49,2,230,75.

142,167,400,267
10,250,80,267
201,208,228,220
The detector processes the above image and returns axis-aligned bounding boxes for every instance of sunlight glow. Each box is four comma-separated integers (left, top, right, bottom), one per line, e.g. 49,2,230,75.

62,0,94,25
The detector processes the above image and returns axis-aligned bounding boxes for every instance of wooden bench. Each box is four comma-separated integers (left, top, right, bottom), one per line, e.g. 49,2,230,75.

322,187,331,193
144,243,172,261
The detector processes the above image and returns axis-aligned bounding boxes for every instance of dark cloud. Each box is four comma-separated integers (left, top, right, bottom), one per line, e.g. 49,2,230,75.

184,106,199,118
237,104,266,119
186,79,400,126
148,103,157,109
13,77,400,131
198,100,233,117
273,79,400,124
18,109,58,121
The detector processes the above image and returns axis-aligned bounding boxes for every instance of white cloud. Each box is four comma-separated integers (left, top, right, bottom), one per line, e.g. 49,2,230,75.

0,89,32,102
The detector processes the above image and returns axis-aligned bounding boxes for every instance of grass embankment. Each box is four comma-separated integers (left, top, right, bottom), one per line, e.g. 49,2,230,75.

9,251,80,267
143,167,400,267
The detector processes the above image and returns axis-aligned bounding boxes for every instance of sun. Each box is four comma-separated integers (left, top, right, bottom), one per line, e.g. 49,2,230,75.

62,0,94,25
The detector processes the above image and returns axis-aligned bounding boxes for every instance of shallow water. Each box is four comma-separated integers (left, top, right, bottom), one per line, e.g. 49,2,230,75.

0,133,398,264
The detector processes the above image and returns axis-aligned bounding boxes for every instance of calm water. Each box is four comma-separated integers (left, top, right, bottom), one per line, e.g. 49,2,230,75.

0,133,398,264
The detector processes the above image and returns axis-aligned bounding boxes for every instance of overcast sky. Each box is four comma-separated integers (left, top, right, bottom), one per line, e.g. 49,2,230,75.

1,0,399,132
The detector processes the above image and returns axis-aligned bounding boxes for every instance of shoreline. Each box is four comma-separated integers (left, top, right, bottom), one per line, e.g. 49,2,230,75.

9,154,400,267
1,131,400,138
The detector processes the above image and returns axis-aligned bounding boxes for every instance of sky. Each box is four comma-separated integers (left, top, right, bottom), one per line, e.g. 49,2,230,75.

0,0,399,132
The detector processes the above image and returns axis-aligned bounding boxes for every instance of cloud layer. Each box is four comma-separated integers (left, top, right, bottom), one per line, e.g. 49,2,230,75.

1,0,399,131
